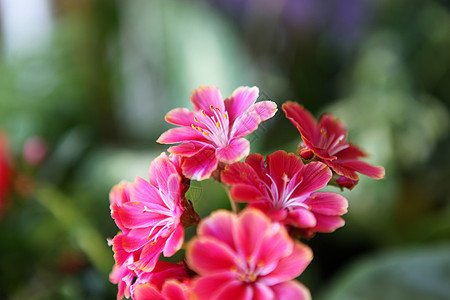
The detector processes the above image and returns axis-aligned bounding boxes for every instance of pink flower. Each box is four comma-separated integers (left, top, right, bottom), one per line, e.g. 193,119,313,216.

110,260,190,300
186,209,313,300
133,279,191,300
0,131,13,216
283,101,385,187
157,86,277,180
221,150,348,237
110,153,188,272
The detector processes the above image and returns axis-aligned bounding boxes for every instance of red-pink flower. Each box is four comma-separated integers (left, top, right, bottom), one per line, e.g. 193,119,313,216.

283,101,385,188
110,153,187,272
0,131,13,216
221,150,348,237
133,280,191,300
157,86,277,180
186,209,313,300
110,260,190,300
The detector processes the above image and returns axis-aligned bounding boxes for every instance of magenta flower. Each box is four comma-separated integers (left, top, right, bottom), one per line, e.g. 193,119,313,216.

283,101,385,187
109,152,187,272
0,131,13,216
110,260,189,300
221,150,348,237
186,209,313,300
157,86,277,180
133,280,191,300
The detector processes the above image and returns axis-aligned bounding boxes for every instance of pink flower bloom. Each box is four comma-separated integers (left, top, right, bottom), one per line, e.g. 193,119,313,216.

0,131,13,216
283,101,385,187
110,260,189,300
23,136,47,166
187,209,313,300
110,153,188,272
221,150,348,237
157,86,277,180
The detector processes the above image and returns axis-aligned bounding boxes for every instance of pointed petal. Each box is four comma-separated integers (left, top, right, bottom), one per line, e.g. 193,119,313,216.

130,176,166,209
230,184,264,202
191,86,224,112
216,138,250,163
230,112,261,138
119,201,169,229
282,101,318,144
163,225,184,257
262,242,313,285
181,148,218,180
187,237,238,275
304,192,348,216
224,86,259,123
157,127,208,144
326,159,359,180
338,159,386,179
197,210,237,251
244,153,267,181
168,142,210,157
165,107,196,126
291,161,332,197
122,227,151,252
271,281,311,300
337,143,367,159
148,153,180,194
134,239,166,272
266,150,304,191
222,160,261,186
248,100,278,122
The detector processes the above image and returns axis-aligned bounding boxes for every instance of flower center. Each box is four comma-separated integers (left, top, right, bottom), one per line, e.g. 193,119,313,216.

318,128,349,156
232,259,265,283
191,105,230,148
263,172,309,211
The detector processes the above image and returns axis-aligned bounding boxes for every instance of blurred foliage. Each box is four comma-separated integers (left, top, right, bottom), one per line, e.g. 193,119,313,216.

0,0,449,299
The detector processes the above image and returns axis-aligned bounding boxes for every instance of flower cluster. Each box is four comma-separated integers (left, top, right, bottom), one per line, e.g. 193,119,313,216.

108,86,385,299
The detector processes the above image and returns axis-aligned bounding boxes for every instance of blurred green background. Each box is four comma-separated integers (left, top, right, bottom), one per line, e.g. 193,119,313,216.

0,0,449,299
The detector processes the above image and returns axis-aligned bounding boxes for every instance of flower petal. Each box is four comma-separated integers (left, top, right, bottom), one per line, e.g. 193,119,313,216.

216,281,253,300
303,192,348,216
192,273,236,300
163,225,184,257
291,161,331,197
168,142,210,157
197,210,237,251
253,283,275,300
133,284,165,300
248,100,278,122
187,237,238,275
311,214,345,232
271,281,311,300
216,138,250,163
235,209,271,260
165,107,196,126
224,86,259,123
282,101,318,144
230,112,261,138
134,239,166,272
262,242,313,285
181,148,218,180
161,280,189,300
230,184,264,202
286,208,317,228
191,86,225,112
338,159,386,179
157,127,208,144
